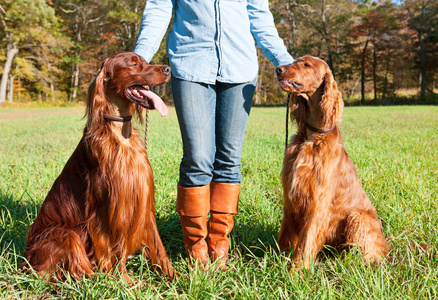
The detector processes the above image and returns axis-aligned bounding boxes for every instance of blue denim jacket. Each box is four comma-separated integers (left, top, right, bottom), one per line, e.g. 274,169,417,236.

134,0,294,84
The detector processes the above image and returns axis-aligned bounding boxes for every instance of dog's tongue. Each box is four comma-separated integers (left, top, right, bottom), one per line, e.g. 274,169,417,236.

140,89,168,117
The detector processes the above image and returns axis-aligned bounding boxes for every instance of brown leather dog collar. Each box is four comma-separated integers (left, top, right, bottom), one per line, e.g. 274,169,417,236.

103,114,132,122
305,123,335,133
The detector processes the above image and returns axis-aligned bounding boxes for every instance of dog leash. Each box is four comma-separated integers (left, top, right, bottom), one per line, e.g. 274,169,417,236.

144,109,149,152
285,94,291,149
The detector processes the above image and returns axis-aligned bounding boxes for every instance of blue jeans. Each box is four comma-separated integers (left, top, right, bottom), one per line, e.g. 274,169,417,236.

171,75,257,187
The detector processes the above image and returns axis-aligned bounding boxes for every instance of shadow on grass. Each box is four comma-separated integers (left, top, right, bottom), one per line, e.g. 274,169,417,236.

0,190,281,268
155,212,185,260
233,222,280,258
0,191,37,255
155,211,281,262
0,190,185,264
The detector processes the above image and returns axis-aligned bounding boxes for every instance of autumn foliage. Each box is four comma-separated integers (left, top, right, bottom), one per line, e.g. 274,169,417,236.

0,0,437,105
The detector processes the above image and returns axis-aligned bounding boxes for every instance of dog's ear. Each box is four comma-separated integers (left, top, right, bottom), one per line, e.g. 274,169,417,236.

291,94,307,128
320,70,344,127
86,58,110,129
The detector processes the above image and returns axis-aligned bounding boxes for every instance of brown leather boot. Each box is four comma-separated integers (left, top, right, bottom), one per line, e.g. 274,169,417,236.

208,182,240,268
176,184,210,265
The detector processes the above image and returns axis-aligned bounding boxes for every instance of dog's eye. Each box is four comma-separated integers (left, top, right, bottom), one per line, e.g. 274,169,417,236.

130,62,139,67
304,63,311,67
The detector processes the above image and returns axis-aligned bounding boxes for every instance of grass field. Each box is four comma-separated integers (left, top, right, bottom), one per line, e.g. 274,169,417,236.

0,105,437,299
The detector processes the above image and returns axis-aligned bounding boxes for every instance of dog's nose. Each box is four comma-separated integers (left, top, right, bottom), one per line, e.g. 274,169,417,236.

162,66,171,75
276,66,286,75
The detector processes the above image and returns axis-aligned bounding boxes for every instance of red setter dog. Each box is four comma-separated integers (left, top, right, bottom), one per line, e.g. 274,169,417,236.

24,52,173,281
276,55,389,269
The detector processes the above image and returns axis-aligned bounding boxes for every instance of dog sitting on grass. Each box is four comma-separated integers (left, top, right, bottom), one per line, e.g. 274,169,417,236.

24,52,173,282
276,55,390,269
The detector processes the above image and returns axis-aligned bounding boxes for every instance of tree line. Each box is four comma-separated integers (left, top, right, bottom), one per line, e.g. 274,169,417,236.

1,0,437,106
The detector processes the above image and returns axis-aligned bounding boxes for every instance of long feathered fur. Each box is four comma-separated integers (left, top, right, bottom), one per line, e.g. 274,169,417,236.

24,52,173,281
276,55,389,269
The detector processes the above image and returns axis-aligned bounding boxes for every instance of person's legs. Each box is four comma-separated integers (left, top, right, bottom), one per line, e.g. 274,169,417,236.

171,76,216,264
208,77,257,267
212,77,256,183
172,76,216,187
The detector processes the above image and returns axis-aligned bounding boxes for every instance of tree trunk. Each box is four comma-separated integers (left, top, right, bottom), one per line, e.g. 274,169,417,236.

361,39,369,104
18,77,21,102
51,81,55,103
71,62,80,101
407,0,429,98
17,65,21,102
419,36,427,98
47,62,55,103
349,77,361,99
0,42,19,104
254,76,262,105
286,0,296,53
325,37,334,74
382,50,391,99
373,42,377,100
8,74,15,103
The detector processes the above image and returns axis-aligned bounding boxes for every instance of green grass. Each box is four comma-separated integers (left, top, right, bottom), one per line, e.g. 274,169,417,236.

0,105,437,299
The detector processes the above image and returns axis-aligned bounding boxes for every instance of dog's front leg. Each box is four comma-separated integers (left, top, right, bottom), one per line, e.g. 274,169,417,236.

117,258,134,285
292,209,331,270
345,209,390,263
278,214,299,252
141,211,174,278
